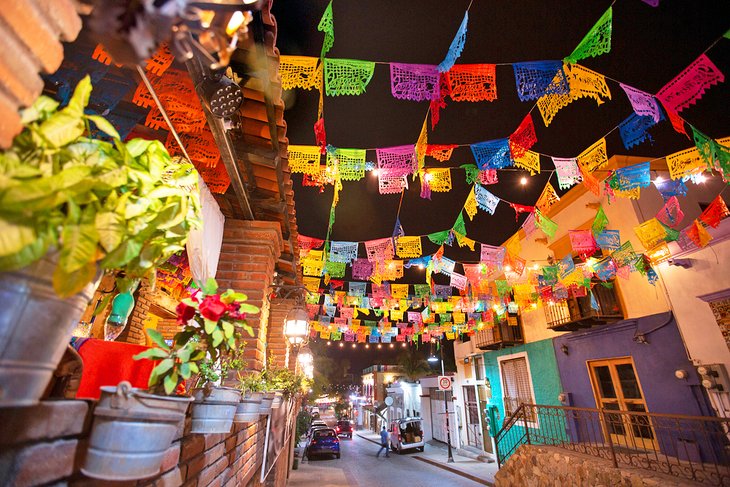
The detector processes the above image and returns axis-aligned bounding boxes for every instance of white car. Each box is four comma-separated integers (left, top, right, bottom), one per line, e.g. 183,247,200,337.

389,417,425,453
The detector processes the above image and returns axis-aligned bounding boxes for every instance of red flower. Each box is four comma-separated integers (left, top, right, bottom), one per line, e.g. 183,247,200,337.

199,294,228,322
176,302,197,325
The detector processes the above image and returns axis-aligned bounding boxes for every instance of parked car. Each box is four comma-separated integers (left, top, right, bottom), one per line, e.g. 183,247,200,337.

308,420,328,438
389,418,425,453
335,420,353,438
306,428,340,459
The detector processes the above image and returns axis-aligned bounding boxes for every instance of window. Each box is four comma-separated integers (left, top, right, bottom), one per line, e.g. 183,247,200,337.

498,353,536,422
474,356,485,381
708,297,730,351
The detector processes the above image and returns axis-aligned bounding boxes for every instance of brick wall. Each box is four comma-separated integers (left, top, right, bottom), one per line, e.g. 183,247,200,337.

0,400,291,487
216,220,283,373
267,298,296,369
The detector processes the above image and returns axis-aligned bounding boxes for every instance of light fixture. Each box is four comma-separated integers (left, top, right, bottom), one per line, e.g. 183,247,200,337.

401,343,407,348
283,305,309,347
427,355,439,363
696,174,708,184
653,176,665,185
327,341,331,346
520,177,528,186
365,344,370,349
352,343,356,348
199,74,243,118
339,342,344,348
389,343,394,348
377,344,382,349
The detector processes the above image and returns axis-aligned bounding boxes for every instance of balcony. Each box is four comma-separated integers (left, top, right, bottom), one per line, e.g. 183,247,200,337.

474,315,524,350
545,282,624,331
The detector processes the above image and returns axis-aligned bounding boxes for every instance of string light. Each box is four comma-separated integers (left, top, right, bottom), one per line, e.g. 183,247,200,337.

372,169,379,177
697,174,708,184
327,341,331,346
401,343,407,347
389,343,395,348
653,175,664,185
377,344,382,349
352,343,356,348
339,342,344,348
520,177,528,186
365,344,370,349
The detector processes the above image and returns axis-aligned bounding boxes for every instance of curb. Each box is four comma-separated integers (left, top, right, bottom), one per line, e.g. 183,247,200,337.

356,434,494,486
412,456,495,486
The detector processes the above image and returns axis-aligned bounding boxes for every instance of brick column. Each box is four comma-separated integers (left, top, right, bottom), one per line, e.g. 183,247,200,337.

267,297,296,369
216,220,283,373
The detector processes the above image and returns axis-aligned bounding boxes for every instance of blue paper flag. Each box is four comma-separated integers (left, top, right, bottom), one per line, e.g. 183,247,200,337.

438,12,469,73
513,61,570,102
471,138,513,170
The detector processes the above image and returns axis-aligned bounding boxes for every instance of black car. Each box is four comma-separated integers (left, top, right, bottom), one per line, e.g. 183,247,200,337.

335,420,353,438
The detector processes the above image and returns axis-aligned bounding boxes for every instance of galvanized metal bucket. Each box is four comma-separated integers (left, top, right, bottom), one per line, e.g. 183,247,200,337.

190,384,241,434
82,381,192,480
259,391,275,415
234,391,263,423
0,254,100,407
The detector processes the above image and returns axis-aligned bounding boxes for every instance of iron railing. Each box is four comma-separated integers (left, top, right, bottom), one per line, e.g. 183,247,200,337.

473,321,524,350
495,403,730,485
544,282,624,330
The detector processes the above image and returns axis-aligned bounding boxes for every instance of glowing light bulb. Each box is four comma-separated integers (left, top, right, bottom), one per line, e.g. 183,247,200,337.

418,264,425,270
389,343,394,348
653,176,664,185
520,177,528,186
365,344,370,349
327,341,331,346
505,265,512,272
339,342,344,348
352,343,356,348
532,263,540,270
697,174,707,184
401,343,407,348
424,172,434,182
372,169,379,177
377,344,382,349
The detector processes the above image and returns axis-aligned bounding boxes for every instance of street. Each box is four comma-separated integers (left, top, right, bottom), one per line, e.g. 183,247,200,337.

288,414,488,487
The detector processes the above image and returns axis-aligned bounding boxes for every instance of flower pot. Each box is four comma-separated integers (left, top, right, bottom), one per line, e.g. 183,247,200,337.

259,391,275,415
271,391,284,409
234,391,263,423
0,254,100,407
190,385,241,434
82,381,192,481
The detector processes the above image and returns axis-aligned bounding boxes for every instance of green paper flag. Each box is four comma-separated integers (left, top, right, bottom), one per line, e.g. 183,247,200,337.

661,223,680,242
453,212,466,237
318,1,334,58
566,7,612,64
592,206,609,236
692,126,715,168
725,29,730,40
496,280,512,296
461,164,480,185
324,58,376,96
535,209,558,238
428,230,450,245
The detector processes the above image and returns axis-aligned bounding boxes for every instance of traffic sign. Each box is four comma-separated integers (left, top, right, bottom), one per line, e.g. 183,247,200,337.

438,376,452,391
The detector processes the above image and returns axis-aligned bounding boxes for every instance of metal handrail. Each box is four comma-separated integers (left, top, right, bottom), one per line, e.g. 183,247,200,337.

494,402,730,486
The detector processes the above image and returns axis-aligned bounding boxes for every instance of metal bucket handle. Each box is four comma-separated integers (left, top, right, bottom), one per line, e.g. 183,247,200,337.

110,381,134,410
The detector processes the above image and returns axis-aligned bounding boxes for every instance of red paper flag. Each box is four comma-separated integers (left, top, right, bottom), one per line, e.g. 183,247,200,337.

699,195,730,228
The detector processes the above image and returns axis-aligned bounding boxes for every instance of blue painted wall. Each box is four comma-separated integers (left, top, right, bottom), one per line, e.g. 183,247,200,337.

483,338,566,460
552,312,711,416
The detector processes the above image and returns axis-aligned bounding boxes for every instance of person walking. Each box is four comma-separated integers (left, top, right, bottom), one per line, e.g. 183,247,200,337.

376,425,390,458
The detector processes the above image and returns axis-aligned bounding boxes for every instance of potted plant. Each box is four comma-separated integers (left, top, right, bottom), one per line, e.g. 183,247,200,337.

240,370,276,415
82,330,201,480
174,279,258,434
0,77,201,407
235,369,265,423
269,366,308,409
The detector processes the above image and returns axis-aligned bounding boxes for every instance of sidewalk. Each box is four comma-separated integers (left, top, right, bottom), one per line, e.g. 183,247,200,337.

355,430,497,486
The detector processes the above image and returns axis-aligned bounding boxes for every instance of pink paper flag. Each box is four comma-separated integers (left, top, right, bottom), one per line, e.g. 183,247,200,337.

656,54,725,113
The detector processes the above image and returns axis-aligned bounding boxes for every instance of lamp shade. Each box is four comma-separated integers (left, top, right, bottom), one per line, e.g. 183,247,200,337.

284,306,310,345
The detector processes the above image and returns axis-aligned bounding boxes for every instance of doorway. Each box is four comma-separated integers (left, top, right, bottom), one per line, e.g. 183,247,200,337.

588,357,657,450
463,386,484,450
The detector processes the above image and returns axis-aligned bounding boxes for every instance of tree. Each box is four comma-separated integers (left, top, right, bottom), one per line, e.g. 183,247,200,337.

396,349,432,382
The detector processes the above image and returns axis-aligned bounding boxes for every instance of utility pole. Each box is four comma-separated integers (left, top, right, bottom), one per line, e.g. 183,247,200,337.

441,343,455,463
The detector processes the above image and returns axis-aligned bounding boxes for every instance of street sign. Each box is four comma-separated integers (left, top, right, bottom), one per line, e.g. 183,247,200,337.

438,375,452,391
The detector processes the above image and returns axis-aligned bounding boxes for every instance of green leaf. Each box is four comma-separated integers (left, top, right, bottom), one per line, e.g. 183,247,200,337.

0,235,48,272
212,328,224,347
204,318,218,335
125,138,154,158
52,260,97,298
95,211,126,252
133,348,170,360
146,329,170,351
100,238,142,270
66,76,92,116
178,346,192,362
222,321,234,339
0,165,92,211
59,220,99,273
87,115,120,140
189,363,200,374
163,372,178,395
0,218,37,258
227,336,236,348
180,362,192,379
21,96,59,124
38,110,86,148
241,323,254,337
239,303,260,314
202,278,218,295
92,293,114,317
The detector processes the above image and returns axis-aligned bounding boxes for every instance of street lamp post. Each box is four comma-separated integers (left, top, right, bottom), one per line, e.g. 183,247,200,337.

429,343,455,463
